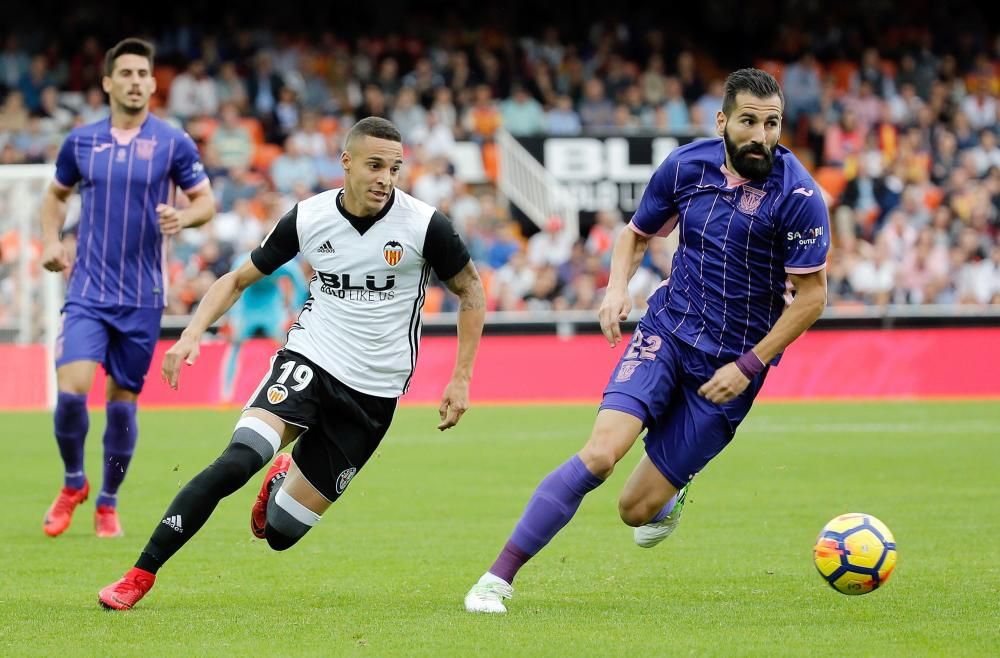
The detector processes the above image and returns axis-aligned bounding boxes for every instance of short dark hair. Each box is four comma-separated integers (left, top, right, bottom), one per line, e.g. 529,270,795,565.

722,68,783,116
346,117,402,148
104,38,155,77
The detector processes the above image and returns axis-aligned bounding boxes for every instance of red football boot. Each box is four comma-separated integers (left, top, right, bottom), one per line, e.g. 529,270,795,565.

95,505,124,538
43,481,90,537
250,453,291,539
98,567,156,611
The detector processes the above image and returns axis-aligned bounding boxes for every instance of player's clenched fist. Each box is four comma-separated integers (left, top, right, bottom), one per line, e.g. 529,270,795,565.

41,242,70,272
157,203,184,236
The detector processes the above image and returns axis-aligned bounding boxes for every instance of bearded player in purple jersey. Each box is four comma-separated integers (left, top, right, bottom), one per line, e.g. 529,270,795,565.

465,68,830,613
39,38,215,538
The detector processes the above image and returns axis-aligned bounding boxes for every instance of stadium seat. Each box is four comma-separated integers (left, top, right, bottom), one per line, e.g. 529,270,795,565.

827,60,858,93
318,116,340,135
753,59,784,83
814,166,848,202
423,285,444,314
240,117,265,144
153,65,177,105
252,143,283,173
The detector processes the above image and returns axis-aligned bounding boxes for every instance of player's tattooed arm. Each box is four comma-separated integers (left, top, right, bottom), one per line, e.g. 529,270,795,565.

438,261,485,430
444,261,486,311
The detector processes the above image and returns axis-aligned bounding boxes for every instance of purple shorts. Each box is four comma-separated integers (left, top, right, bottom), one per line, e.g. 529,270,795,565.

55,300,162,393
600,327,768,489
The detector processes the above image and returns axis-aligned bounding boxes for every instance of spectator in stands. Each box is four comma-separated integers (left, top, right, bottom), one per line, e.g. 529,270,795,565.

412,156,456,209
783,52,822,128
526,216,576,268
210,102,254,172
960,76,997,131
0,89,29,133
214,61,248,113
288,109,327,158
586,209,624,262
413,110,456,160
391,86,428,143
34,85,73,133
578,78,615,131
823,106,865,167
545,94,582,136
18,54,53,111
246,52,284,124
0,35,30,91
850,235,896,306
639,53,667,107
168,59,219,121
77,86,109,124
500,83,546,136
462,84,503,143
270,136,318,194
656,76,691,133
402,57,445,107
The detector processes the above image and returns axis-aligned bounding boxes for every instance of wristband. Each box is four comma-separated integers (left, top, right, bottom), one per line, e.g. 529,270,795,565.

734,350,766,379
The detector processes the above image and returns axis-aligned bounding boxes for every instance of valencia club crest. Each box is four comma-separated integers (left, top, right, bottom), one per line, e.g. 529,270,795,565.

383,241,404,266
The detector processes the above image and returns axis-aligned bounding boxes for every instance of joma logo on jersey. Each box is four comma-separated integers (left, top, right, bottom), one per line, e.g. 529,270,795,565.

317,272,396,295
383,241,404,266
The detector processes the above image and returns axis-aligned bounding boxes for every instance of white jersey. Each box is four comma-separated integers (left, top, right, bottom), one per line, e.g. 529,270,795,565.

250,188,470,397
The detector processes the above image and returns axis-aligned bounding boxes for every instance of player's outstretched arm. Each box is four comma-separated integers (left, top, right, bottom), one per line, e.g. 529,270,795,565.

39,183,73,272
598,227,651,347
698,270,827,404
437,261,486,430
162,258,266,389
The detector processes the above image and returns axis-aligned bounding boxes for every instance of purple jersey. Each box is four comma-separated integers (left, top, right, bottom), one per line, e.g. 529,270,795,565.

54,115,208,308
630,138,830,362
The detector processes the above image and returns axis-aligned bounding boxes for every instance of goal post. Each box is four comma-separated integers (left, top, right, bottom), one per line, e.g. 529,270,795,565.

0,164,65,407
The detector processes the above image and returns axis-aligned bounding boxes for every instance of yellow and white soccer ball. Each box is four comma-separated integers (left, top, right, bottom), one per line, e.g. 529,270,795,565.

813,513,897,595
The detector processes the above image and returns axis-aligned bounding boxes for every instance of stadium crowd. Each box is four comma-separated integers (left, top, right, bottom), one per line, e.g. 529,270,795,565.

1,4,998,323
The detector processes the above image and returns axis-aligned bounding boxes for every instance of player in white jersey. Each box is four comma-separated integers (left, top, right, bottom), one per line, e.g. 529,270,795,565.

98,117,486,610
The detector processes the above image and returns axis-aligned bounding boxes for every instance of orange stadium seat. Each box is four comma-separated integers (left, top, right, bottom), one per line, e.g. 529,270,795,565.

153,65,177,104
827,60,858,93
754,59,784,83
318,116,339,135
423,285,444,314
252,143,283,173
240,117,265,144
814,166,848,201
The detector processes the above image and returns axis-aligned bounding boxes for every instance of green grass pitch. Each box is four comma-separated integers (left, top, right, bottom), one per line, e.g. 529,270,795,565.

2,401,998,656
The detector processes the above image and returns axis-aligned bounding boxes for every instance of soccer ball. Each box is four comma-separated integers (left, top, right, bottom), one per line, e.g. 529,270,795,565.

813,513,897,595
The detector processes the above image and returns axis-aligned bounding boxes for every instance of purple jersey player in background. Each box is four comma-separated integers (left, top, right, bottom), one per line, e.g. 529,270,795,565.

39,38,215,539
465,68,830,613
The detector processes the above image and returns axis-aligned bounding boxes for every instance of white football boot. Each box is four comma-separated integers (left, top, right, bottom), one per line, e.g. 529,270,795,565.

634,484,689,548
464,574,514,613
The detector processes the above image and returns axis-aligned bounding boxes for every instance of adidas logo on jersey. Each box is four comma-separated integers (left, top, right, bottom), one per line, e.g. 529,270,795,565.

161,514,184,533
317,240,335,254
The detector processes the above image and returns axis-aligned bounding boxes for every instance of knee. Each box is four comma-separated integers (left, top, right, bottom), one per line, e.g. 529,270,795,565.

618,490,664,527
618,499,655,527
265,526,301,551
578,446,616,480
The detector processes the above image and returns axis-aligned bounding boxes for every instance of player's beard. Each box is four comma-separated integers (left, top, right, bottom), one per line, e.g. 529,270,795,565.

724,129,774,180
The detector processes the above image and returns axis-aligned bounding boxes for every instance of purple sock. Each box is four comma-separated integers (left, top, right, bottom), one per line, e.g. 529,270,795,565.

649,492,679,524
97,401,138,509
489,455,603,584
54,392,89,490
